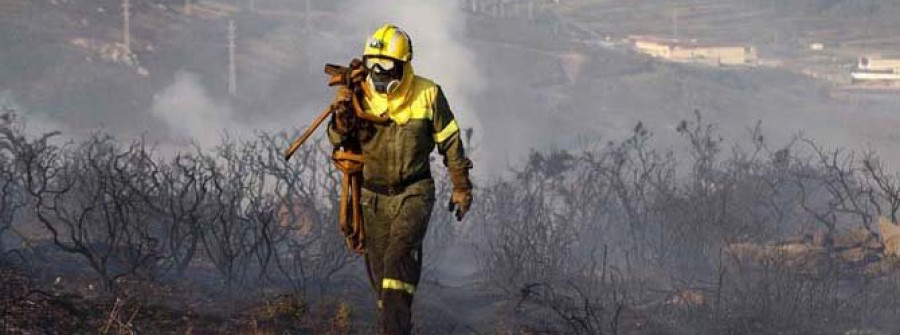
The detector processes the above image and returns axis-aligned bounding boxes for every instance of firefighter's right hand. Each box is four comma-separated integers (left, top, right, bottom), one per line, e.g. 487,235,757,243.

330,86,353,134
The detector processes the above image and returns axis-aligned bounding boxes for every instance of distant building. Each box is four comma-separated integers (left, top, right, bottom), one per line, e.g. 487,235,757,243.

630,36,757,66
851,55,900,85
858,56,900,72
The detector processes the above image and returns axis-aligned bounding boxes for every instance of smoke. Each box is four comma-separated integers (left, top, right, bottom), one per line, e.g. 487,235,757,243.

150,71,236,148
137,0,487,162
0,90,68,138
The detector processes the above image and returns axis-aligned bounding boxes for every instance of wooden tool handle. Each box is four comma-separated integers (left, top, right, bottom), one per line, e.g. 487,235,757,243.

283,106,333,161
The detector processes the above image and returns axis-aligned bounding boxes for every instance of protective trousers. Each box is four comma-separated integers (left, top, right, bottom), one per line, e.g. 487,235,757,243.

362,179,434,335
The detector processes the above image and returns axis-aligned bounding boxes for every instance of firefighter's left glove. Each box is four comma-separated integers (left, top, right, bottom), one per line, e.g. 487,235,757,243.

330,85,354,135
448,166,473,221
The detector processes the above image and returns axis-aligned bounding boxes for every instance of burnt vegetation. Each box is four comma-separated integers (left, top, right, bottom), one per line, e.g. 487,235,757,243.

2,108,900,334
474,112,900,334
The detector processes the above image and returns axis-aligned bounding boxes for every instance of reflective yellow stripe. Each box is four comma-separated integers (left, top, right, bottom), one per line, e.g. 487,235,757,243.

382,278,416,295
434,120,459,143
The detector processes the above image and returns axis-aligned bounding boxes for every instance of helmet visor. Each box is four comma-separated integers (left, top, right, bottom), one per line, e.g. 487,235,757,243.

364,57,397,72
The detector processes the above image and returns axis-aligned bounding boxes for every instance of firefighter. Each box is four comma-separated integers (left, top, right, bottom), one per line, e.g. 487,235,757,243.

326,24,473,334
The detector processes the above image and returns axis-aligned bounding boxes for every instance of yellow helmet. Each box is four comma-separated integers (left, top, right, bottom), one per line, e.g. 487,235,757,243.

363,24,413,62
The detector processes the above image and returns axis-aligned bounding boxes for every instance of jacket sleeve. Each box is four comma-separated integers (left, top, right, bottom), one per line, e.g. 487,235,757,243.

432,87,473,171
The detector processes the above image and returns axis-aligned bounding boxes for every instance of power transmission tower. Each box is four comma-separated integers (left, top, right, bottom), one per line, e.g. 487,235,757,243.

122,0,131,52
673,7,679,42
527,1,535,21
305,0,313,74
228,20,237,97
305,0,312,33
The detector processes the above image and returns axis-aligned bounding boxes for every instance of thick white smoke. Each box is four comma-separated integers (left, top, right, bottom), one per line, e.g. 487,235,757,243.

146,1,487,165
150,71,235,148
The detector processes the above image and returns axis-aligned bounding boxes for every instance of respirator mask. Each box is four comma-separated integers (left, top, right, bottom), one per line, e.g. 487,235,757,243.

364,56,404,95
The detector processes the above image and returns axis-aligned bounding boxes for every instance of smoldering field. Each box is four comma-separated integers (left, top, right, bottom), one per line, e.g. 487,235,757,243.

4,0,900,333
